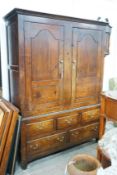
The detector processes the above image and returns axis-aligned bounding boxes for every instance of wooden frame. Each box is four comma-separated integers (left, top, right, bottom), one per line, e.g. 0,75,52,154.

7,115,22,175
98,91,117,168
99,91,117,139
0,98,19,175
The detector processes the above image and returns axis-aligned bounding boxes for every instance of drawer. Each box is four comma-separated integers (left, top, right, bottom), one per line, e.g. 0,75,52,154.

69,123,99,143
27,132,67,156
26,119,55,140
57,113,81,130
82,109,100,123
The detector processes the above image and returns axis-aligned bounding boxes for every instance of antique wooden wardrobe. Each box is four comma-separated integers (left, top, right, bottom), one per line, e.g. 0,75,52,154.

4,9,111,168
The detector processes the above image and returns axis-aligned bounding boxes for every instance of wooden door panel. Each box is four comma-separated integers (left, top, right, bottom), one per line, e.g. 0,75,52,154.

76,78,97,97
72,27,102,105
32,83,59,103
24,21,64,111
31,30,59,81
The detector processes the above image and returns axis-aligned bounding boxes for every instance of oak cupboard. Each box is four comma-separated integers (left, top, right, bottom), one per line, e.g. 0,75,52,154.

4,8,111,169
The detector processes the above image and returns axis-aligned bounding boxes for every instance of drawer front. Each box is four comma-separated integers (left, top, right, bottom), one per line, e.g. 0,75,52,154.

57,113,81,130
26,119,55,140
82,109,100,123
70,123,99,143
27,132,67,156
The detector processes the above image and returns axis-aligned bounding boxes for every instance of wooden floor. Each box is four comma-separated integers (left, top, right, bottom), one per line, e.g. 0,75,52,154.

15,141,97,175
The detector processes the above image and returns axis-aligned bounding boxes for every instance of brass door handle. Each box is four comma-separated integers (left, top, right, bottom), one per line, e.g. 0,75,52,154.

59,60,63,63
59,59,64,79
72,60,76,64
72,60,76,70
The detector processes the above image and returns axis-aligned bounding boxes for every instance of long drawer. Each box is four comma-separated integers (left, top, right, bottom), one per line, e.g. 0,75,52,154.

69,123,99,144
27,132,67,157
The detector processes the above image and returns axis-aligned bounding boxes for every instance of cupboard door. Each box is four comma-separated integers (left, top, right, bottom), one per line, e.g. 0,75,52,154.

24,20,64,112
72,27,102,106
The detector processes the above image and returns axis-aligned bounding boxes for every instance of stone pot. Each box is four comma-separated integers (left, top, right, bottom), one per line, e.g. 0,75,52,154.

67,154,101,175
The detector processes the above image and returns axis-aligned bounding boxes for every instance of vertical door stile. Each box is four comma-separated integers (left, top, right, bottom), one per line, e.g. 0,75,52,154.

97,32,103,97
72,28,77,103
59,39,64,104
25,36,33,111
63,24,72,104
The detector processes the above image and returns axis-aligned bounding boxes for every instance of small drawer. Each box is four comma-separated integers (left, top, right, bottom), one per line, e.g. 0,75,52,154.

27,132,67,156
70,123,99,143
82,109,100,123
26,119,55,140
57,113,81,130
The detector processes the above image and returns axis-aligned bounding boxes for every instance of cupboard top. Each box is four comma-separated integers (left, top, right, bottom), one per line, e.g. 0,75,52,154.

4,8,111,27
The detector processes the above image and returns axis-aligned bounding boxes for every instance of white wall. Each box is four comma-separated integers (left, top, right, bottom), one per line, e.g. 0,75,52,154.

0,0,117,99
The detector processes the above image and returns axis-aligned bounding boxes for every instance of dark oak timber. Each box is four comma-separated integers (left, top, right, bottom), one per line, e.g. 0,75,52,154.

4,8,111,169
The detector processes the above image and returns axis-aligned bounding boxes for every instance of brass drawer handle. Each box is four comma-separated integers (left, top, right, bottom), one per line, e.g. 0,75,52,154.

37,123,44,130
86,110,99,117
71,132,79,136
30,143,39,150
56,136,65,142
88,115,94,118
65,119,73,125
92,127,98,131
